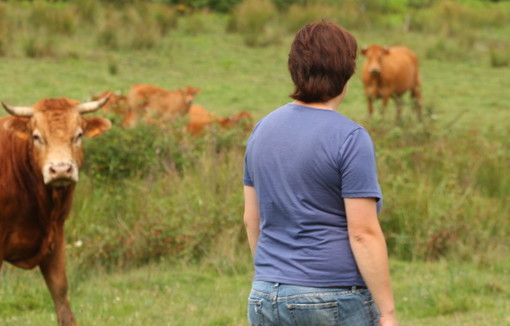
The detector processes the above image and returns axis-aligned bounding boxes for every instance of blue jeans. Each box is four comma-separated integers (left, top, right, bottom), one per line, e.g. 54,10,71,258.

248,281,380,326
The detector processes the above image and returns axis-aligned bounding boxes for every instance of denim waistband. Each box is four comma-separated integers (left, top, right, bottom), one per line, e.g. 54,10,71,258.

251,281,369,301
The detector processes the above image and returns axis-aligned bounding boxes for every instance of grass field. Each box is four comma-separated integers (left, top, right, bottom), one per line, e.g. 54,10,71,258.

1,258,509,325
1,1,509,325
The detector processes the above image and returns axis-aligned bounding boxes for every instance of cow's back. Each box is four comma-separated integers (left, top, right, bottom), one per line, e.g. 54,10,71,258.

383,46,420,94
128,84,168,112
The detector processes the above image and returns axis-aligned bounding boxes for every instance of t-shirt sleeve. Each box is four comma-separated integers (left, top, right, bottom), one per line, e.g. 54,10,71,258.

243,152,254,186
339,128,382,201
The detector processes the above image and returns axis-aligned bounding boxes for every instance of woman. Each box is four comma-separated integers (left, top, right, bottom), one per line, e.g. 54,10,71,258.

243,21,397,326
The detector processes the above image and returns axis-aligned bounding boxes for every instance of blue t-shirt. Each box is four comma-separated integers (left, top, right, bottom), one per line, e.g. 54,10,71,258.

243,103,382,287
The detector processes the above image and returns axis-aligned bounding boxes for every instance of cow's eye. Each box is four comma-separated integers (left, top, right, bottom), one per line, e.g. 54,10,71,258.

73,132,83,143
32,133,43,144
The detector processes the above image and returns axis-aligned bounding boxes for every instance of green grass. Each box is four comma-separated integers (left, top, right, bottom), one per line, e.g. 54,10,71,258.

1,258,510,325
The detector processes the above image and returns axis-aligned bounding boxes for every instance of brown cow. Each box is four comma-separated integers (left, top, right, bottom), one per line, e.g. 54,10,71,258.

91,90,135,127
92,90,128,116
127,84,201,127
0,95,111,326
361,45,422,121
186,105,253,136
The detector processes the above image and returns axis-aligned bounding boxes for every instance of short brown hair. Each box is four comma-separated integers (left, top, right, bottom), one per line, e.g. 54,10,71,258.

288,21,357,103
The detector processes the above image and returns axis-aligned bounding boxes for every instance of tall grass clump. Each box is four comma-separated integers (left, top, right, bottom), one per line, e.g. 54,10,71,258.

0,3,11,56
180,12,208,36
489,44,510,68
283,3,339,33
71,123,250,270
368,121,510,262
74,0,101,24
97,13,121,50
121,3,162,50
227,0,282,47
96,2,177,51
150,3,179,36
22,32,56,58
29,1,77,36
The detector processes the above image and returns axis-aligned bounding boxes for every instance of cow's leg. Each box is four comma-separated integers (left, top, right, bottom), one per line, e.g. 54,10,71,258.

367,96,374,117
394,96,404,122
39,230,76,326
411,87,423,122
381,96,390,119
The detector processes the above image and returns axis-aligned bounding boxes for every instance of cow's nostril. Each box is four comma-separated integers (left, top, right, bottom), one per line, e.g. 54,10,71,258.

49,163,73,177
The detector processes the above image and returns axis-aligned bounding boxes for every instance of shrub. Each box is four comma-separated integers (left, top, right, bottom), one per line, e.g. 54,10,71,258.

72,121,250,269
368,121,510,261
82,123,168,182
74,0,101,24
425,38,470,62
229,0,281,47
29,1,77,36
150,3,179,36
97,17,120,50
283,3,341,34
22,32,56,58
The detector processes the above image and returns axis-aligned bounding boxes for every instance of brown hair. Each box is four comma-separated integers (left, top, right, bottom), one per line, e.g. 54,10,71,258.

288,21,357,103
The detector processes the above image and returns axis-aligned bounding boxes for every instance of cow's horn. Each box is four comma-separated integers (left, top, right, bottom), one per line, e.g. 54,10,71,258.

1,102,34,117
76,93,111,114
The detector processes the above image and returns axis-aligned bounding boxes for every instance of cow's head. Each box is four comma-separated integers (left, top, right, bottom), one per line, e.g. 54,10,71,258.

2,96,111,187
182,86,202,105
361,45,390,76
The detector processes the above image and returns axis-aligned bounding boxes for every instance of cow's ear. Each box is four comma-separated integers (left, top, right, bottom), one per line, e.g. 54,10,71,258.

383,47,390,55
186,86,202,96
3,117,31,140
84,117,111,138
361,47,368,56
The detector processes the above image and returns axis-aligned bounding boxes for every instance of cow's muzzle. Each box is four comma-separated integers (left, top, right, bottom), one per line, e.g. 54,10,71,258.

369,66,381,77
43,162,79,187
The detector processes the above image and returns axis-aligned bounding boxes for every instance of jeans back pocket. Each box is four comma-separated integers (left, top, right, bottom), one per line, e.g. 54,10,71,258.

286,301,339,326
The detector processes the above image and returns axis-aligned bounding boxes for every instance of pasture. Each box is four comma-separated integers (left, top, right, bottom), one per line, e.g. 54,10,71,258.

1,0,509,325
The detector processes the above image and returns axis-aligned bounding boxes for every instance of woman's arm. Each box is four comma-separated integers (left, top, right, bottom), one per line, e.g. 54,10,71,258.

243,185,260,256
345,197,398,326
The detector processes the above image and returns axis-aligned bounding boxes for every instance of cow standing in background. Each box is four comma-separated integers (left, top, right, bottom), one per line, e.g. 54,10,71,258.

0,96,111,326
127,84,201,127
361,45,423,121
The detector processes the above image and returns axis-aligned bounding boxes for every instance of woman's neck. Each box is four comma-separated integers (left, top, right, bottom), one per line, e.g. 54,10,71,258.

292,100,337,111
292,89,346,111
